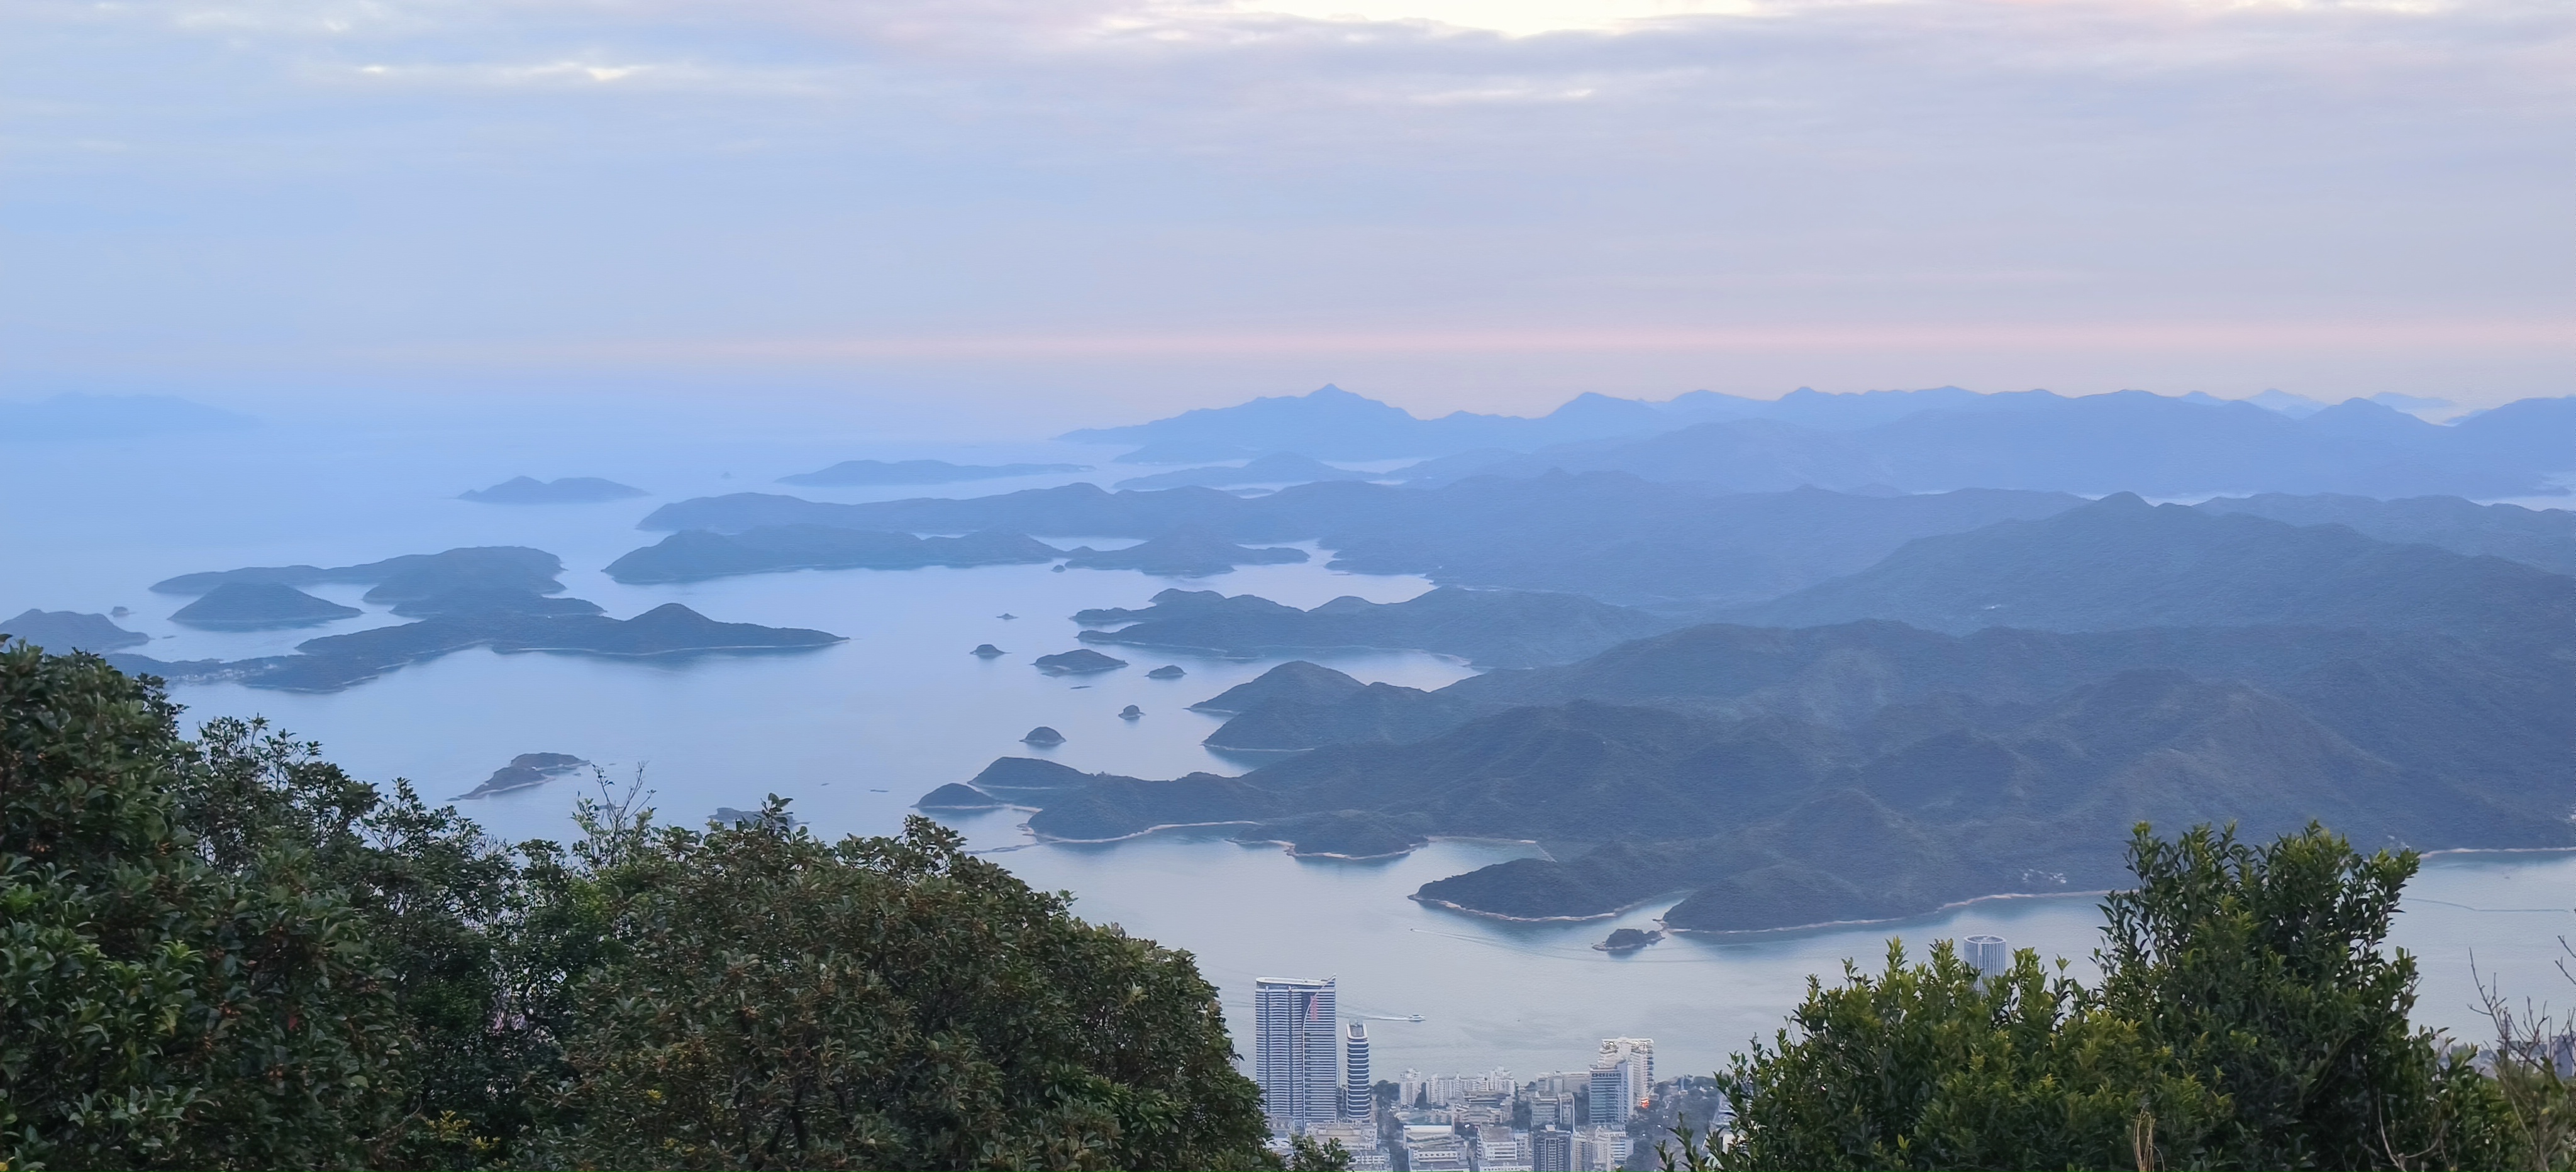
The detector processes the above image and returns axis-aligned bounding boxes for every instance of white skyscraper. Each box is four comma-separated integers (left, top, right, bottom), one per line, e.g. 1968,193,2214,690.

1344,1021,1372,1118
1254,976,1341,1128
1963,934,2009,978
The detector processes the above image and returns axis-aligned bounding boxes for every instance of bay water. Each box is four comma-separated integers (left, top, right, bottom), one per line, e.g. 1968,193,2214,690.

6,414,2570,1081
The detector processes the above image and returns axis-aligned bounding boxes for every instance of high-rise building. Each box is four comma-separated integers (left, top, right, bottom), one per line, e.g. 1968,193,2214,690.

1344,1021,1372,1119
1591,1037,1654,1120
1255,976,1341,1128
1587,1060,1631,1127
1963,934,2009,977
1532,1125,1575,1172
1575,1125,1632,1172
1529,1090,1577,1129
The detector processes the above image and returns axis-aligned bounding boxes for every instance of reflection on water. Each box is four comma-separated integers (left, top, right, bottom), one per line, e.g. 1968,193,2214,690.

6,424,2572,1081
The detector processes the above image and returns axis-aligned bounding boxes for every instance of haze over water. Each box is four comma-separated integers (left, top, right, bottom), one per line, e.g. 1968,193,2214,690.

9,414,2570,1079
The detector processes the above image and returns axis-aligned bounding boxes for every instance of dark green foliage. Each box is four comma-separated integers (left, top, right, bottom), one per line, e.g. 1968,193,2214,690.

1284,1132,1352,1171
0,643,401,1169
543,804,1272,1170
1703,822,2512,1171
2096,824,2504,1168
2,644,1270,1170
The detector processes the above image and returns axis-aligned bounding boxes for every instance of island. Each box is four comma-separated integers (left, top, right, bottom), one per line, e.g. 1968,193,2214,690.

1119,705,1143,720
927,555,2571,934
1021,726,1067,746
1033,649,1128,675
109,602,843,692
170,582,363,629
458,476,647,504
972,644,1006,658
1057,531,1309,577
1595,927,1665,953
1073,586,1679,669
1,609,150,653
777,459,1090,487
457,753,590,799
1111,453,1379,491
154,546,567,604
1145,665,1186,678
604,526,1061,583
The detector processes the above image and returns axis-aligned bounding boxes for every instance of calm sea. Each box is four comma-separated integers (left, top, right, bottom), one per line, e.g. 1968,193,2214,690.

7,415,2570,1080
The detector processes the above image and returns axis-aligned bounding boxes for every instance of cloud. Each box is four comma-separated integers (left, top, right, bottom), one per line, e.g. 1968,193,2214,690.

0,0,2567,410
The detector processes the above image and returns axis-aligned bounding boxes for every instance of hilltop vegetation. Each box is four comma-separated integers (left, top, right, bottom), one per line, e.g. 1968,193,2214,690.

1682,825,2518,1169
0,644,1272,1169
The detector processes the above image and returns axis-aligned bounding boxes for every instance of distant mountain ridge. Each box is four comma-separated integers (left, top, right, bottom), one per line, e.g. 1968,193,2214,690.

1416,391,2569,498
1057,384,2575,497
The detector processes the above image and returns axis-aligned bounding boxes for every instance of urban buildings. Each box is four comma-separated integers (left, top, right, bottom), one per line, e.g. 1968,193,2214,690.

1302,1119,1390,1171
1588,1037,1655,1124
1532,1124,1575,1172
1403,1125,1472,1171
1528,1089,1577,1128
1345,1021,1372,1119
1253,976,1341,1128
1575,1125,1634,1172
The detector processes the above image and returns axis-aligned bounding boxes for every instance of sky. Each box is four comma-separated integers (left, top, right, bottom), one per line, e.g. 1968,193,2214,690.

3,0,2570,432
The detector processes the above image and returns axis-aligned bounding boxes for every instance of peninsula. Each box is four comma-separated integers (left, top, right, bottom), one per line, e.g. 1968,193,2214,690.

458,476,646,504
777,458,1089,486
605,526,1061,583
112,602,842,692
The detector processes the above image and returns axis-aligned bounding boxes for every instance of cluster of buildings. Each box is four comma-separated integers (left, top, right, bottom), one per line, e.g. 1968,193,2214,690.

1252,976,1662,1171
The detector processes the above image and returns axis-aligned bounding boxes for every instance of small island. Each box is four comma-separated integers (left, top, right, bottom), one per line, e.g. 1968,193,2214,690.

1146,665,1186,678
1119,704,1143,720
971,643,1006,658
1595,927,1665,953
777,459,1090,487
458,476,647,504
458,753,590,799
1021,726,1067,746
170,582,362,629
2,609,150,653
1034,649,1128,675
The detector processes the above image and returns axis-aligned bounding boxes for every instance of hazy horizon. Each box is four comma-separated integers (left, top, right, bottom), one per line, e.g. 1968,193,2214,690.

6,0,2570,424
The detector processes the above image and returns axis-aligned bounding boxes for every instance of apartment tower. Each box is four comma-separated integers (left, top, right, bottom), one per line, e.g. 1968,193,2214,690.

1253,976,1341,1128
